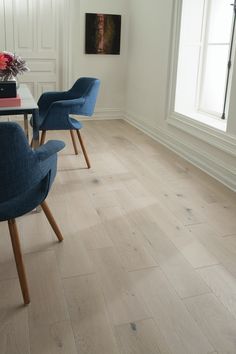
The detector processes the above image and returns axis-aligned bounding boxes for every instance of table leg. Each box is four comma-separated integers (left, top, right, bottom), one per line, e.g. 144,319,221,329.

23,113,29,141
32,108,41,212
32,109,40,149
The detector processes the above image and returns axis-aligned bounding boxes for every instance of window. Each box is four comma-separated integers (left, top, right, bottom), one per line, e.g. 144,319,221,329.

175,0,235,124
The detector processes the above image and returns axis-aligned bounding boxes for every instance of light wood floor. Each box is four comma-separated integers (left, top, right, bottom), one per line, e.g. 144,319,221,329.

0,119,236,354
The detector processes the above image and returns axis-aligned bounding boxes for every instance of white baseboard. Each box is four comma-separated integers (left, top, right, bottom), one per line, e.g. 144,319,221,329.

6,109,235,191
70,108,124,121
93,108,124,120
124,112,236,192
8,108,123,123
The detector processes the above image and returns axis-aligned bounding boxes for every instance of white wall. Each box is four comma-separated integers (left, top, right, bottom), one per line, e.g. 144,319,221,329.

125,0,236,191
68,0,128,118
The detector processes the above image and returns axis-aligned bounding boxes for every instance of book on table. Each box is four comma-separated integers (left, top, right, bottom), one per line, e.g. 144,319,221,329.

0,96,21,107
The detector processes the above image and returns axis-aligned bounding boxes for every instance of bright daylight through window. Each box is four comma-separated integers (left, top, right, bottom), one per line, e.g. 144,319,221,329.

175,0,235,126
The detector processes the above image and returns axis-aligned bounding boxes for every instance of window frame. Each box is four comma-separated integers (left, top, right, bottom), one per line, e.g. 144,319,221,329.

197,0,233,118
166,0,236,156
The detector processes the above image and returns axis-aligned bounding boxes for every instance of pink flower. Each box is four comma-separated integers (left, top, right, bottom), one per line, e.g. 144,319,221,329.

0,53,8,70
3,52,14,65
0,51,29,80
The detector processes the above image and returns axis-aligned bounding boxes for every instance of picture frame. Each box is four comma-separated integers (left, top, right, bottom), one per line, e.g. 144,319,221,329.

85,13,121,55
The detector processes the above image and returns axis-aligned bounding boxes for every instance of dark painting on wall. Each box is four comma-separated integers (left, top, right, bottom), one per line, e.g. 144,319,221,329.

85,13,121,55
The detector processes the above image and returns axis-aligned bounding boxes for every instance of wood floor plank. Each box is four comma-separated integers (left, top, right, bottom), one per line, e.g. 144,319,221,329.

184,293,236,353
197,264,236,319
80,223,113,250
96,204,125,222
203,203,236,237
114,184,157,214
26,250,69,327
63,274,119,354
3,119,235,354
90,151,129,177
133,204,219,269
114,318,172,354
147,183,206,226
0,279,30,354
88,188,120,209
30,321,77,354
103,216,157,271
127,213,210,298
55,234,94,278
130,267,213,354
90,247,150,325
18,212,54,254
187,224,236,276
0,222,17,281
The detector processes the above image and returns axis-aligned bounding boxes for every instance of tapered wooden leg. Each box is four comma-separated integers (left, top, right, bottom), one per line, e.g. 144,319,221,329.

41,201,63,242
24,114,29,141
76,130,91,168
40,131,46,145
8,219,30,305
70,130,78,155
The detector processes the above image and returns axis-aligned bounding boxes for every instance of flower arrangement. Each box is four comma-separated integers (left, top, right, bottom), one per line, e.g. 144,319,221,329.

0,51,29,81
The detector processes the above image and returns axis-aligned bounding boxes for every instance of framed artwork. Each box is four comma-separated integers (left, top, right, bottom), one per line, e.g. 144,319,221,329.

85,13,121,55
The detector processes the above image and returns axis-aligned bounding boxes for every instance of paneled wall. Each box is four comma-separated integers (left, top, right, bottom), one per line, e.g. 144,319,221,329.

0,0,64,99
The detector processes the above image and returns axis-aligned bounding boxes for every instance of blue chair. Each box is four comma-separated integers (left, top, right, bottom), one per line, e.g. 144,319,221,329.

35,77,100,168
0,122,65,305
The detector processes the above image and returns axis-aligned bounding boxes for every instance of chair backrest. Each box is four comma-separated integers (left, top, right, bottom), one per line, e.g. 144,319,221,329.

0,122,41,202
68,77,100,116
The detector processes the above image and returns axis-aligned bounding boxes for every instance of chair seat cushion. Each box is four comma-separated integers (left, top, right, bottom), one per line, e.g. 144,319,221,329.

30,115,83,131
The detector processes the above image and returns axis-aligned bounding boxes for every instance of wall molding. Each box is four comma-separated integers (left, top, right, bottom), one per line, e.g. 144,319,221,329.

94,108,124,119
124,111,236,192
9,108,236,191
167,113,236,157
76,108,124,120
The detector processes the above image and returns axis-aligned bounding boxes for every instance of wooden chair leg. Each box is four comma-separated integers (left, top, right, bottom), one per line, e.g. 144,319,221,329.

8,219,30,305
41,201,63,242
70,130,78,155
76,130,91,169
40,131,46,145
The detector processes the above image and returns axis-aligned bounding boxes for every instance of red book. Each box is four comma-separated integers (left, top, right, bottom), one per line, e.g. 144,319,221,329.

0,95,21,107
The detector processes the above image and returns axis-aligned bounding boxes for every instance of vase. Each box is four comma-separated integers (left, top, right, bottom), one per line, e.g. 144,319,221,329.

0,75,19,89
11,76,19,89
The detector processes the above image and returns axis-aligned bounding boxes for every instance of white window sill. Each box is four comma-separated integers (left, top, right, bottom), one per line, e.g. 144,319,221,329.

167,111,236,157
174,109,227,132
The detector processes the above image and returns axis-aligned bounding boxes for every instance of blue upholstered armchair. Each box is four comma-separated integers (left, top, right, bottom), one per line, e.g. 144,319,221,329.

34,77,100,168
0,122,65,305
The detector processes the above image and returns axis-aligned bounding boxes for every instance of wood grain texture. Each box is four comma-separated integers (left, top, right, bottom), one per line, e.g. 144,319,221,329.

26,250,69,326
185,293,236,353
0,279,30,354
0,120,235,353
126,213,210,298
90,247,150,325
130,268,213,354
63,274,119,354
197,264,236,319
114,319,172,354
30,321,77,354
8,219,30,305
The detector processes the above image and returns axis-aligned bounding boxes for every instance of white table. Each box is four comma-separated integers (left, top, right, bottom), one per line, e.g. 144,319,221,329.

0,84,40,147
